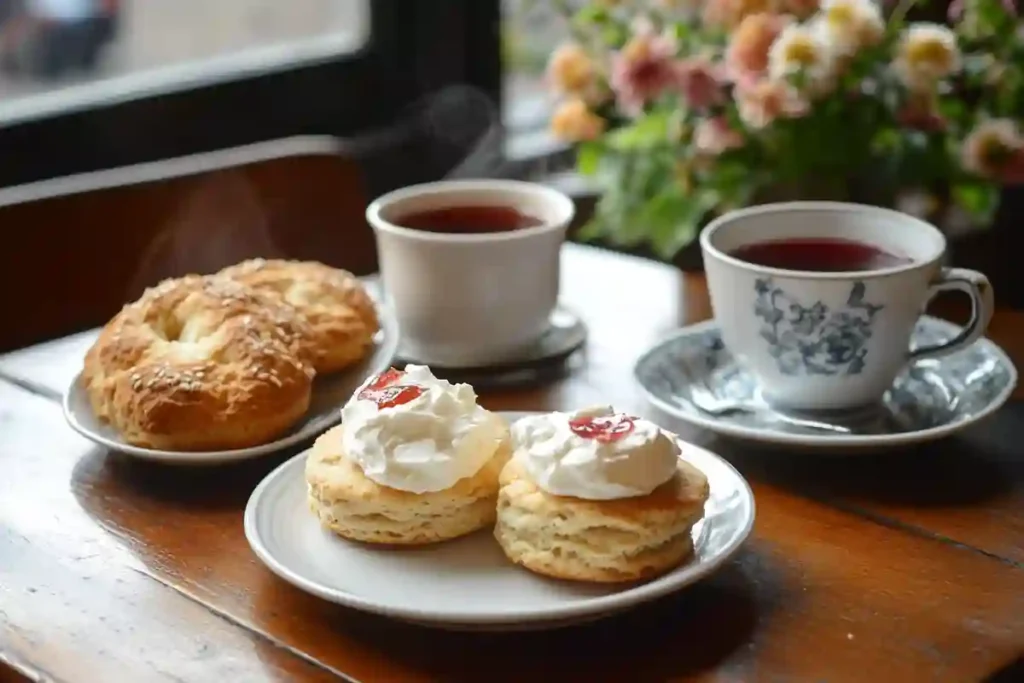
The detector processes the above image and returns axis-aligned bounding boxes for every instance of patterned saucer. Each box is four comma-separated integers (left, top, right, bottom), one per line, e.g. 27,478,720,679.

634,317,1017,449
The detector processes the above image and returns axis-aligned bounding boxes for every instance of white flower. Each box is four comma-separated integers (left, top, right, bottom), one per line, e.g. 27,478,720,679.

813,0,885,57
768,23,836,95
961,118,1024,179
892,23,961,92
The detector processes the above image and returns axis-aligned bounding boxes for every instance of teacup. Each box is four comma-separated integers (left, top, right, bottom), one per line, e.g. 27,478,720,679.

366,179,575,366
700,202,994,412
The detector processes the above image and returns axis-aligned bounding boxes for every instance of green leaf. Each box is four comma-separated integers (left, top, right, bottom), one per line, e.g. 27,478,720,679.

605,111,673,151
600,22,628,49
647,188,720,260
572,5,609,27
576,142,604,176
576,215,606,242
952,182,1000,224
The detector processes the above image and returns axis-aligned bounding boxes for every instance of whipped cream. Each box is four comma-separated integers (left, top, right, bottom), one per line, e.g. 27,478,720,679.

340,365,506,493
511,406,679,500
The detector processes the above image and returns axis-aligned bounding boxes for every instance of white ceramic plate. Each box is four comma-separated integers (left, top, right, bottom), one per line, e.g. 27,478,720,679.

244,411,755,630
62,300,399,464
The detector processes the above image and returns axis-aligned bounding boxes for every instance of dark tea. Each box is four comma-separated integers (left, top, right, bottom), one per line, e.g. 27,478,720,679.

730,238,910,272
395,205,543,234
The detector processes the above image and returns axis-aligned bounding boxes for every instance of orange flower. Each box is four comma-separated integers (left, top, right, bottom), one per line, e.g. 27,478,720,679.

703,0,776,30
547,43,597,96
725,13,792,83
550,99,607,142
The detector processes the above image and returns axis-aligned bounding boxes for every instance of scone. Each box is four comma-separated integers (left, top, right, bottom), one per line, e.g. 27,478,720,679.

218,258,379,373
494,407,710,583
306,365,509,545
81,275,317,450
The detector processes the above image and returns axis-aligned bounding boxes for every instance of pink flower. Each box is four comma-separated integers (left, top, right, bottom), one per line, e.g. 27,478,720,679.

694,117,745,155
725,13,792,83
610,23,679,116
735,79,809,129
962,118,1024,184
675,56,728,110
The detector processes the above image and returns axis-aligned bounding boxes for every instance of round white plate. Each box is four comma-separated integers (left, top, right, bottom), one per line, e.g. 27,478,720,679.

244,411,755,630
62,300,399,465
634,317,1018,450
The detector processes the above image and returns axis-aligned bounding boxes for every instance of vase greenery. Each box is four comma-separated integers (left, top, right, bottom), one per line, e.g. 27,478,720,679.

545,0,1024,259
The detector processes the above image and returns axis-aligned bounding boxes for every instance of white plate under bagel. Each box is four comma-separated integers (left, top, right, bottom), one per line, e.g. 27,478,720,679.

62,300,399,465
243,411,756,631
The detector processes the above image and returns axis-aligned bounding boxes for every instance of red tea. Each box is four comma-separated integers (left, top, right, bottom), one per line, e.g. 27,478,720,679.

395,205,542,234
731,238,910,272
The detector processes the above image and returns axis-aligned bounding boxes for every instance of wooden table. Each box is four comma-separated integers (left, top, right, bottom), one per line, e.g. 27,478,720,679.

1,243,1022,683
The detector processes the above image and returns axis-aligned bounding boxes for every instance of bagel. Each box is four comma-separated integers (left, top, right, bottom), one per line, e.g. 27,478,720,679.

81,275,317,451
217,259,379,373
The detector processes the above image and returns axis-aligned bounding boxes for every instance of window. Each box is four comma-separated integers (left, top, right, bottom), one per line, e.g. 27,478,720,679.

0,1,369,125
0,0,501,188
501,1,576,175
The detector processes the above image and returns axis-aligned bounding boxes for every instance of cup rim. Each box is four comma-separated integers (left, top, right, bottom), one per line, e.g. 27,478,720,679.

366,179,575,243
699,201,947,279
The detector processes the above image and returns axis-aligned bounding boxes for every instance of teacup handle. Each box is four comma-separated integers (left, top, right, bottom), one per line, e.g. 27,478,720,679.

908,267,994,362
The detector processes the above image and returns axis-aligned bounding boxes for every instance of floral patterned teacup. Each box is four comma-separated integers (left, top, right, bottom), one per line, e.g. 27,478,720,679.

700,202,994,412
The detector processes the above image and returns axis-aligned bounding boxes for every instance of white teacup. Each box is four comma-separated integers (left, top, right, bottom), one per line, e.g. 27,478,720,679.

700,202,994,412
366,179,575,366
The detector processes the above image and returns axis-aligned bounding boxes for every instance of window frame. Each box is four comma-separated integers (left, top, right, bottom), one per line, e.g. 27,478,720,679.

0,0,502,187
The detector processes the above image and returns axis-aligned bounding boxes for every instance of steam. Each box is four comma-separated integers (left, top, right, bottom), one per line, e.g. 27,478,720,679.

127,84,524,296
128,169,279,295
420,84,507,179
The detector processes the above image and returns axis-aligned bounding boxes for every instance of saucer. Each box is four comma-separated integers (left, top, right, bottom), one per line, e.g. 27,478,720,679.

397,305,587,388
244,411,755,631
359,278,587,386
62,299,400,465
634,317,1018,450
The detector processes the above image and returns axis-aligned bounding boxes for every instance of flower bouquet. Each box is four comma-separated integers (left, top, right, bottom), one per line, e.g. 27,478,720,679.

546,0,1024,259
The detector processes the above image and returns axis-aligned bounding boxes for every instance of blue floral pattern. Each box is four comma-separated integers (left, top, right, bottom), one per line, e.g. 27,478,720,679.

753,278,884,376
633,318,1016,438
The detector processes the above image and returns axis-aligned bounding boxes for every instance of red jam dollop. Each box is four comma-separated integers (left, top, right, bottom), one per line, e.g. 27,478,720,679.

357,368,424,409
568,413,636,443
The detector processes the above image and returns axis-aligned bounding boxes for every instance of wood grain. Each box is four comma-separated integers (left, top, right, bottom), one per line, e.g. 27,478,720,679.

0,384,349,683
0,140,374,353
1,247,1021,572
2,359,1023,682
1,151,1022,683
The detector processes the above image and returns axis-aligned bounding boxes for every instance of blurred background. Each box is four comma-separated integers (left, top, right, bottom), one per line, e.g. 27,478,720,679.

0,0,571,187
0,0,1020,351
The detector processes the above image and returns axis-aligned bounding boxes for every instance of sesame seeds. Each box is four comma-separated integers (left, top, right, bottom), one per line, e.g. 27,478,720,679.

100,270,314,407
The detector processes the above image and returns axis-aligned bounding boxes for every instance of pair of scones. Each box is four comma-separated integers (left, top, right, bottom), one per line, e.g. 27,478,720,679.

81,259,379,451
306,372,710,583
